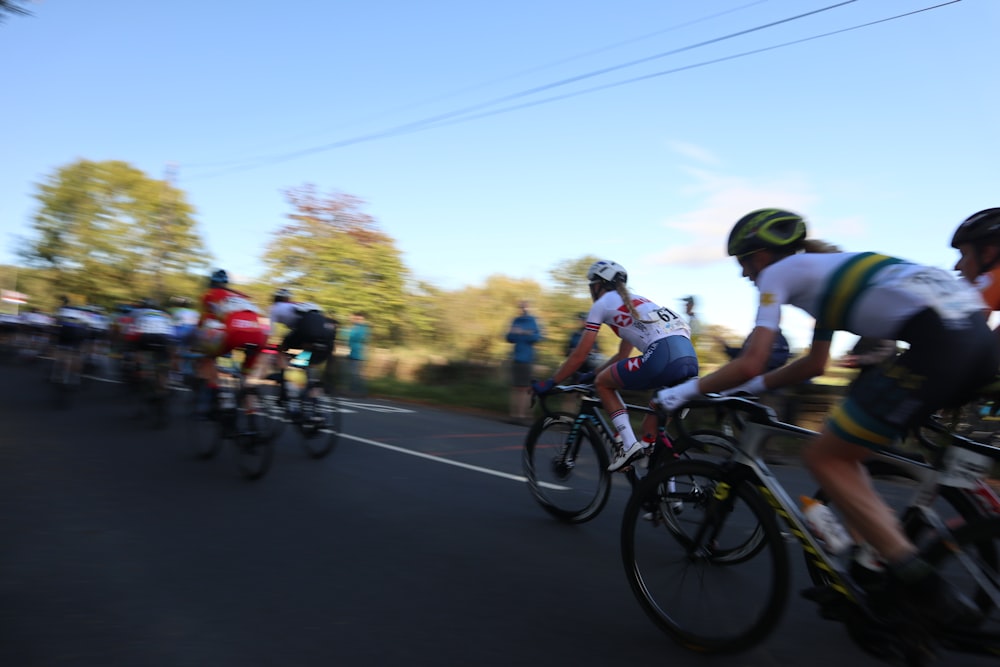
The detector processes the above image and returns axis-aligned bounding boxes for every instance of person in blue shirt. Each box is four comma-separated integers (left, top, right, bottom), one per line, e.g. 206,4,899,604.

346,311,370,397
505,300,542,424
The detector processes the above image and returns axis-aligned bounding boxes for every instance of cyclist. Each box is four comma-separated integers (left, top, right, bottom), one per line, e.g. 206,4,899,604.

531,260,698,472
193,269,268,412
168,296,201,385
952,207,1000,334
51,296,91,385
122,298,176,395
268,288,337,418
654,208,997,627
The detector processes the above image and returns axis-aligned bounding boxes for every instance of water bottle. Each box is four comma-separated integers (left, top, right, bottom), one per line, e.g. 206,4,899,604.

800,495,852,556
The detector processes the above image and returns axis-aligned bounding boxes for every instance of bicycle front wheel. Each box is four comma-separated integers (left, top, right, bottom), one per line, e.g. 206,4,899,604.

622,459,790,653
522,414,611,523
297,390,342,459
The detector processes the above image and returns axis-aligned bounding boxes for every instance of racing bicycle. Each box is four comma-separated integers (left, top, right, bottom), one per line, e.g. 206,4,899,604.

522,383,735,523
622,394,1000,664
184,346,282,481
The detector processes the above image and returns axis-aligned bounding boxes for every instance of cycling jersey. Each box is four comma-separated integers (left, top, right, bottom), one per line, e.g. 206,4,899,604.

197,287,267,365
585,291,690,352
752,251,995,449
754,252,985,342
586,291,697,391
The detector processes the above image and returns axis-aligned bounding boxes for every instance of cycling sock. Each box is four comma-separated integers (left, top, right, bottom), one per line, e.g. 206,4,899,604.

611,410,637,448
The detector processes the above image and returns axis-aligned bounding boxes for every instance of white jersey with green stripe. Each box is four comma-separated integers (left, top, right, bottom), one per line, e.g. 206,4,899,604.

754,251,985,342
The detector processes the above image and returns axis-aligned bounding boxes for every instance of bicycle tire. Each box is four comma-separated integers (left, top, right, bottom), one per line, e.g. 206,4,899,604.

185,384,223,460
921,515,1000,657
622,459,790,653
234,410,275,481
522,413,611,523
297,385,341,459
249,381,285,443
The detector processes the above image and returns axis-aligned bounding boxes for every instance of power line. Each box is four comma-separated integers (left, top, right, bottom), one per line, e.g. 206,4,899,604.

182,1,772,170
185,1,958,183
184,0,859,182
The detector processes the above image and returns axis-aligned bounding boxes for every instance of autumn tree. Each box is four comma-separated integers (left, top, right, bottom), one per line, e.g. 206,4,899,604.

20,159,210,306
261,185,410,343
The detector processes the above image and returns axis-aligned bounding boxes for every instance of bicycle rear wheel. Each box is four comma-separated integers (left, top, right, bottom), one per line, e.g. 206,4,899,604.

297,385,341,459
622,459,790,653
234,409,275,481
921,515,1000,656
522,414,610,523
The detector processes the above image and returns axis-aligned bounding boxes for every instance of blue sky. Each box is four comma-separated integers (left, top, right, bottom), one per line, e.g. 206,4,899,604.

2,0,997,354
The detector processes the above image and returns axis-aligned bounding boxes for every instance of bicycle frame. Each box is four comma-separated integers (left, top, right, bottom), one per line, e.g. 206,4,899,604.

691,396,1000,612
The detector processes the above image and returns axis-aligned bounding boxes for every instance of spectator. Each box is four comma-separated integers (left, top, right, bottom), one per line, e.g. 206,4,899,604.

681,296,703,347
505,300,542,425
716,329,790,371
346,311,370,397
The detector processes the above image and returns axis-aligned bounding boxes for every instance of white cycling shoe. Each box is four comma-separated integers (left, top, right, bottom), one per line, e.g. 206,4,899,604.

607,440,648,472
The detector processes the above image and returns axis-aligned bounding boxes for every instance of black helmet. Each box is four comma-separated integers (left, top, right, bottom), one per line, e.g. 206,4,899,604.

273,288,292,303
138,297,156,309
951,208,1000,248
209,268,229,286
727,209,807,257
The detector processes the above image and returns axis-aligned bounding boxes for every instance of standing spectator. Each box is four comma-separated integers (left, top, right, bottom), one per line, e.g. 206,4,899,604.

715,328,790,371
681,296,703,347
505,300,542,425
346,311,370,397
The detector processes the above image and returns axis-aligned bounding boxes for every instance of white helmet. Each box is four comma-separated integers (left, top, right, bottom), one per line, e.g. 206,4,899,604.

586,260,627,285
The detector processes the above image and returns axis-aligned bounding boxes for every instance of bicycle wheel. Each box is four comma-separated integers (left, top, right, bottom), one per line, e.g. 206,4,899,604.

297,387,341,459
234,409,275,481
622,459,790,653
250,380,285,443
522,413,611,523
921,515,1000,656
184,382,223,460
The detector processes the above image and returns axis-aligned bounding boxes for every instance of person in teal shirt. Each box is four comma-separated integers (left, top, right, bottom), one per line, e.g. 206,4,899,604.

346,311,370,397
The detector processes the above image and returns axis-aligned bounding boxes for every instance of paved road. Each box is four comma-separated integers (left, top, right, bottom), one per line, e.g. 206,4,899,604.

0,360,993,667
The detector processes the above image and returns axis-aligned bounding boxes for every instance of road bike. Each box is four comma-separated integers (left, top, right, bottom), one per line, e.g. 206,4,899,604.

184,346,282,481
522,383,736,523
621,394,1000,664
267,344,342,459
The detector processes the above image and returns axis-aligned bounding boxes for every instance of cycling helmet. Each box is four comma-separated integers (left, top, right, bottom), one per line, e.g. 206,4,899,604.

727,208,807,257
951,208,1000,248
209,268,229,286
273,288,292,303
294,301,322,314
586,260,627,285
138,297,156,309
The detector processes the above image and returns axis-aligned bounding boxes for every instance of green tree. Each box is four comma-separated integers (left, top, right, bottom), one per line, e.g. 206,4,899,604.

261,184,409,343
19,159,210,307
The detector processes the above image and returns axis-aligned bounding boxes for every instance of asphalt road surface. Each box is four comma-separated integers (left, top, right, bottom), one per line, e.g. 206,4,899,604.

1,360,995,667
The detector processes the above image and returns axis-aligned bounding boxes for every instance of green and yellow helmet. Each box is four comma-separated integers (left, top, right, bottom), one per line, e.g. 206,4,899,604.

727,208,807,257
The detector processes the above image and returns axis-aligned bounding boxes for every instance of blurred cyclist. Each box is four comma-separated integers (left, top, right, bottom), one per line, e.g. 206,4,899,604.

655,208,996,628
